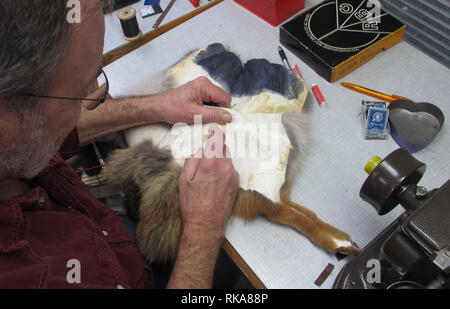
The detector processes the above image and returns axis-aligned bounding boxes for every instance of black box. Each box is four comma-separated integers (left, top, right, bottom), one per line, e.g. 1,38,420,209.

280,0,405,82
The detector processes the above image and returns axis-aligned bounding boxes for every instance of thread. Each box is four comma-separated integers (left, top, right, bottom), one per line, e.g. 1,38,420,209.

117,7,142,41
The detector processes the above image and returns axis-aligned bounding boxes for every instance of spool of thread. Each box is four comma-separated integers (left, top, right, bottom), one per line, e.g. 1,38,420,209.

117,7,142,42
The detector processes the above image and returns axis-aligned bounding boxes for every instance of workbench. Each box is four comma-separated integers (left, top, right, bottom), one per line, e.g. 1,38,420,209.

101,0,450,288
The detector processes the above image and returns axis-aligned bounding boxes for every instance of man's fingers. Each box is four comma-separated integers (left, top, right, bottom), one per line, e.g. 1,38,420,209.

203,127,234,160
223,144,232,160
195,77,232,108
204,108,232,125
182,147,202,181
190,104,232,125
204,127,225,159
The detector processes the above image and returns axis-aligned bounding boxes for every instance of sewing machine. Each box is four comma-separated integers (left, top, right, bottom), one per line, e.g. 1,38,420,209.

334,148,450,289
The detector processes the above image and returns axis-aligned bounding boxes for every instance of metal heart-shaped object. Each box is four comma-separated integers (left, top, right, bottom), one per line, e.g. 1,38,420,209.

388,100,445,153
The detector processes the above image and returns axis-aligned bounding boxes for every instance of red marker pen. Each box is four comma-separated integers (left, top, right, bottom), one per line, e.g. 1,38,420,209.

293,65,303,79
311,83,328,107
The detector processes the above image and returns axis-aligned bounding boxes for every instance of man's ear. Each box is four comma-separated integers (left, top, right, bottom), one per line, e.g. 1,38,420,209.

0,100,23,151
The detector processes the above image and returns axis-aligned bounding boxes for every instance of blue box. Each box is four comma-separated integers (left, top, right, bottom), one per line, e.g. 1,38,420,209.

362,101,389,139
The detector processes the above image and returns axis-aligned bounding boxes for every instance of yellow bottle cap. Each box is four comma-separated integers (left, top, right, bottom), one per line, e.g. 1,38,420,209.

365,156,383,174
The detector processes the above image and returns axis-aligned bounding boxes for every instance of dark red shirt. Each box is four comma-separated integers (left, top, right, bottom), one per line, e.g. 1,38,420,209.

0,138,153,288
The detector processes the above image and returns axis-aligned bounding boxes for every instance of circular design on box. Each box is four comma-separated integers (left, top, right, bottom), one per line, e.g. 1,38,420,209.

307,1,386,52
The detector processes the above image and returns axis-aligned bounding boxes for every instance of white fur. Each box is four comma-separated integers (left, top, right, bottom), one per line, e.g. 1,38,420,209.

124,48,309,203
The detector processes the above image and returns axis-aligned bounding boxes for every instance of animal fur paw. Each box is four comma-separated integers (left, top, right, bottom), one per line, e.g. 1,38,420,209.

335,240,361,255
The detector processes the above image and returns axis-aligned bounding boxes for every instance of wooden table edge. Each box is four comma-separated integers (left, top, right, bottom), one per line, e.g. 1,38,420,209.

223,238,267,289
102,0,224,66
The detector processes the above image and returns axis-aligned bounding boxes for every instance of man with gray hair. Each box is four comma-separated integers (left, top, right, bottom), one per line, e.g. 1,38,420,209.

0,0,239,288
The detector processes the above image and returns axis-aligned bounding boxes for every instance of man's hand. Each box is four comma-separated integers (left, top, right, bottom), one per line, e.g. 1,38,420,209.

78,76,232,145
167,128,239,289
178,128,239,234
157,77,233,125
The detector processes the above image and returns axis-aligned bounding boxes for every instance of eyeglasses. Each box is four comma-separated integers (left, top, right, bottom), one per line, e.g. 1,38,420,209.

18,66,109,111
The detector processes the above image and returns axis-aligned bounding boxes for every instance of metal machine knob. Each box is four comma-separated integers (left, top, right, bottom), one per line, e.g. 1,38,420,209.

360,148,426,215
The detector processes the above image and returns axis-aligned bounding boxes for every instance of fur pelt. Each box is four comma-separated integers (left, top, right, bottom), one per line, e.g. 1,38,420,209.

103,44,360,264
104,135,359,264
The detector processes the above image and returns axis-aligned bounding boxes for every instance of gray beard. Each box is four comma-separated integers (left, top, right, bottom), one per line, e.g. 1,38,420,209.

0,108,61,179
